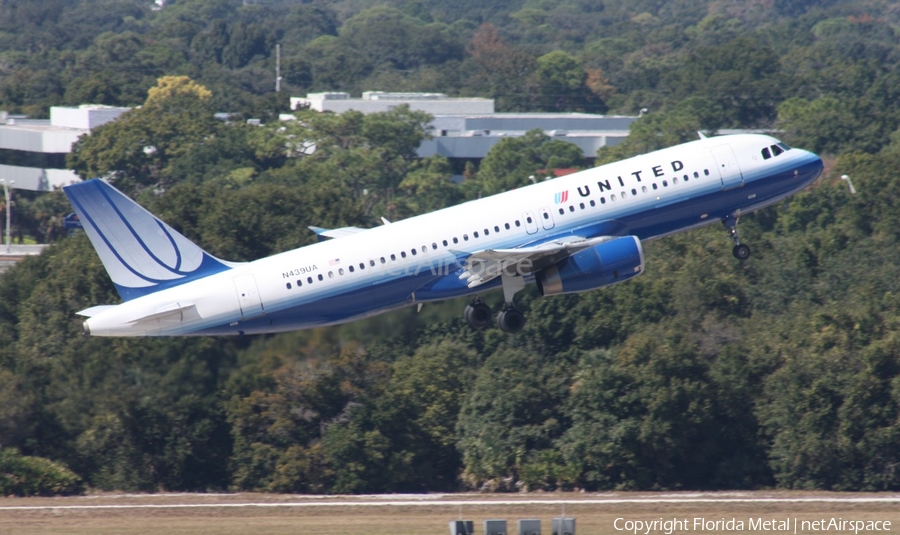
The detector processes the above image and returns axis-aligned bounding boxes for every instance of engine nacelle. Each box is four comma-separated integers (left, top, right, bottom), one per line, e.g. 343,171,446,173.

536,235,644,296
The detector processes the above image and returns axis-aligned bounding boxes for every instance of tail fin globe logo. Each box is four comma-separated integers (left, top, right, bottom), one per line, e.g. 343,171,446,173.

554,190,569,204
63,179,236,301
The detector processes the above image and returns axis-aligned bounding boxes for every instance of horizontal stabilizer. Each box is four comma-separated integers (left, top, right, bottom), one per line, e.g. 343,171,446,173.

76,305,117,318
308,225,366,241
127,302,196,324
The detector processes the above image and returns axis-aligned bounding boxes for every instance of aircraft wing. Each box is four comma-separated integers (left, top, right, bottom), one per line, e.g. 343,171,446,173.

459,235,616,288
308,226,366,240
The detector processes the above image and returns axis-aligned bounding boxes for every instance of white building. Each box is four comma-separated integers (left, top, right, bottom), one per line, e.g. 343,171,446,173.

291,91,495,115
420,112,636,160
0,105,130,192
289,92,638,163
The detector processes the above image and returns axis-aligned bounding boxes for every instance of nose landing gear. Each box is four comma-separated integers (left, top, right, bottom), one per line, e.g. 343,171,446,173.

723,214,751,260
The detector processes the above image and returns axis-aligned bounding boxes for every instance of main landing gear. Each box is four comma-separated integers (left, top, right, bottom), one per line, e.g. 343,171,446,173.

464,296,528,333
464,273,528,333
723,214,751,260
464,297,492,330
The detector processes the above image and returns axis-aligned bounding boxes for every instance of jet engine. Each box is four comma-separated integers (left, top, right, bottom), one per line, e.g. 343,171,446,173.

536,235,644,296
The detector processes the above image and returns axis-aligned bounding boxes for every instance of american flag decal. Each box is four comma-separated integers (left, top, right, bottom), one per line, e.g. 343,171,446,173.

329,258,341,266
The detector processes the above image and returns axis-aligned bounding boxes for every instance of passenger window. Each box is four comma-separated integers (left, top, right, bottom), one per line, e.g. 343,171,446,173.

684,174,689,181
401,251,407,258
504,223,511,230
286,283,292,289
652,183,658,190
704,169,710,176
601,197,606,204
317,274,323,281
579,202,585,209
611,194,617,201
526,216,533,224
297,280,302,287
338,268,344,275
543,213,549,220
631,188,637,195
390,254,396,261
411,249,416,256
642,186,648,193
453,237,459,244
473,231,479,238
328,271,334,279
349,266,354,273
694,171,700,178
308,276,313,284
589,200,595,207
672,177,678,184
360,262,365,269
621,191,627,198
442,239,448,246
559,208,565,215
494,225,500,232
515,220,521,227
484,229,489,235
432,243,437,250
569,206,575,212
380,257,386,264
662,180,668,187
463,234,469,241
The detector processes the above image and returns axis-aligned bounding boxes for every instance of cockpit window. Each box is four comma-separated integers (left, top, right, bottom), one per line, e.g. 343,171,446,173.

772,144,784,157
777,142,791,151
762,147,771,160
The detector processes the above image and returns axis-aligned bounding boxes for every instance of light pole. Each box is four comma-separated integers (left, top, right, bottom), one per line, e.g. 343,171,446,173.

1,178,12,254
840,174,857,195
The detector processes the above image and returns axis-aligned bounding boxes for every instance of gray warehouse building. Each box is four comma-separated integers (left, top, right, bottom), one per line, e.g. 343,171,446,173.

291,92,638,163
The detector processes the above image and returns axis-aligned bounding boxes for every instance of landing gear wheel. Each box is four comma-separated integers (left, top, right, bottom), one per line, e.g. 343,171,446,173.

497,307,526,333
464,299,492,330
723,214,751,261
732,243,751,260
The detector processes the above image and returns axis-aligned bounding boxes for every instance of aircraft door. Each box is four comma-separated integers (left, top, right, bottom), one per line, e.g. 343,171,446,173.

233,273,265,319
523,211,539,234
539,207,555,230
710,145,744,190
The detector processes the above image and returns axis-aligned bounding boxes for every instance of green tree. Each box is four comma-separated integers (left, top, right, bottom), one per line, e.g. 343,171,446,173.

67,76,219,192
528,50,605,113
456,347,573,490
467,129,585,196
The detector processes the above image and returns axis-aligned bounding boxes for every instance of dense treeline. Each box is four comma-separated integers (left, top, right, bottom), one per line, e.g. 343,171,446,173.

2,0,900,493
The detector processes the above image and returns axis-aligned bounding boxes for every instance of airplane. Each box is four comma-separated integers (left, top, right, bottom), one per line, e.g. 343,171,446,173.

64,133,823,336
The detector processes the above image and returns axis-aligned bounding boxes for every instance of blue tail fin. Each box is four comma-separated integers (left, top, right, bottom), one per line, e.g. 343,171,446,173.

64,179,237,301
